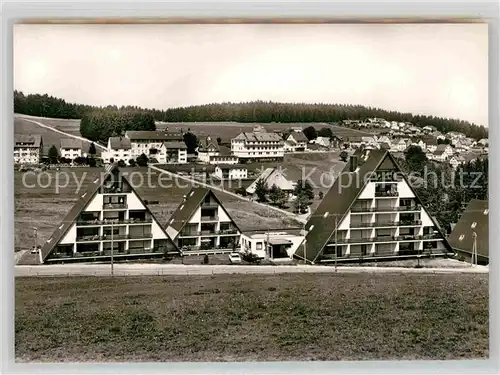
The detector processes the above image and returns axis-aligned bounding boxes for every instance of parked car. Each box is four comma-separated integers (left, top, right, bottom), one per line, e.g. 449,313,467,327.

228,252,242,264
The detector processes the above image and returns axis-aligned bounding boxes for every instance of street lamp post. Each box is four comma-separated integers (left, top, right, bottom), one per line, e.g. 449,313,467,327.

110,221,114,276
472,231,477,266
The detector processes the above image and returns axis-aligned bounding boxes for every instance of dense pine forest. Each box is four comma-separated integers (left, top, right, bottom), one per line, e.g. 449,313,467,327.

14,90,488,140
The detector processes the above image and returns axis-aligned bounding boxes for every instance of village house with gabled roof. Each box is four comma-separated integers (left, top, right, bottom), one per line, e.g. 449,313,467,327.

197,135,220,163
35,165,178,264
294,149,454,264
60,138,83,161
285,132,308,151
14,134,43,165
448,199,489,265
246,167,296,197
165,187,241,253
431,144,454,162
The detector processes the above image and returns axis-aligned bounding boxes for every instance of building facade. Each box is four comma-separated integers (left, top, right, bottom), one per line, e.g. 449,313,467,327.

39,165,178,264
214,164,248,180
231,132,285,160
240,231,304,260
14,134,43,164
166,188,242,253
60,138,82,160
102,137,132,164
294,150,454,264
197,136,220,163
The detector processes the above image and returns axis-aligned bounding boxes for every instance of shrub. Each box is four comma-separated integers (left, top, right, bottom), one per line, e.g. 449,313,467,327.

203,254,209,264
117,160,126,167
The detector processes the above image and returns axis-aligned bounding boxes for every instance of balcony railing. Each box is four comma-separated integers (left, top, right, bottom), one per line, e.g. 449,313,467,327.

201,215,219,222
328,234,433,245
350,220,422,228
77,218,152,226
375,191,399,197
103,203,127,210
351,205,421,213
219,229,239,235
181,245,238,251
399,220,422,226
201,202,219,209
179,228,239,237
76,233,153,242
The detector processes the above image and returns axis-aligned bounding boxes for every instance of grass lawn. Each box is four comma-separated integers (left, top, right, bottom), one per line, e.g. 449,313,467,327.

15,273,488,362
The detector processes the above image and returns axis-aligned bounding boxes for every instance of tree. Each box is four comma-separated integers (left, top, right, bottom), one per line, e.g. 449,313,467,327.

317,127,333,138
48,145,59,164
110,157,115,164
294,179,314,201
254,179,268,202
340,151,349,162
318,191,324,200
73,156,87,165
216,137,222,145
405,145,427,174
88,142,96,156
438,138,452,145
87,157,97,167
268,184,287,208
183,132,198,154
293,191,310,213
128,159,136,167
303,126,317,141
117,160,126,167
136,153,149,167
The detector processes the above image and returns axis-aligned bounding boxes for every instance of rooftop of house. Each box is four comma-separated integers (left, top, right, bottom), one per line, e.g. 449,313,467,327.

163,141,187,150
447,199,488,259
60,138,82,149
233,132,284,143
246,167,295,194
109,137,132,150
288,132,308,142
216,164,247,170
125,130,183,141
14,134,42,148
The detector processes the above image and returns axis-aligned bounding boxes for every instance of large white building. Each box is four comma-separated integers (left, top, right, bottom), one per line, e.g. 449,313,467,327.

166,188,241,253
231,132,285,160
14,134,43,165
295,150,454,264
60,138,82,160
102,131,187,164
38,165,178,264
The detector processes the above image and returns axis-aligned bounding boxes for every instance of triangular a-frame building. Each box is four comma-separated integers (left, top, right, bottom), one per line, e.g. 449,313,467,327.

40,165,178,263
295,149,455,264
166,187,241,252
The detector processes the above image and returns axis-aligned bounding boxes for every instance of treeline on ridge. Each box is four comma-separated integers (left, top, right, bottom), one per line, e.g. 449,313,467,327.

14,91,488,140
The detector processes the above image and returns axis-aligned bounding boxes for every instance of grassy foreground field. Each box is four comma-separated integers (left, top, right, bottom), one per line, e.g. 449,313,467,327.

15,273,488,362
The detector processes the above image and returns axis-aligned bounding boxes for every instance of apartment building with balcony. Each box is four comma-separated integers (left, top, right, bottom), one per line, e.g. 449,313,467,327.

39,165,177,263
14,134,43,165
231,132,285,161
294,149,454,263
60,138,82,160
166,187,241,253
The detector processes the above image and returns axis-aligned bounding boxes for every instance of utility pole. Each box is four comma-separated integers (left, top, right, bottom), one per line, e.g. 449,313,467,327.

303,221,307,265
472,231,477,266
110,221,114,276
334,215,338,272
33,227,38,251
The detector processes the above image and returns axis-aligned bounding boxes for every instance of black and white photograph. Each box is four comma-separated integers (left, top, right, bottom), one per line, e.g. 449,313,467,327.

13,21,489,362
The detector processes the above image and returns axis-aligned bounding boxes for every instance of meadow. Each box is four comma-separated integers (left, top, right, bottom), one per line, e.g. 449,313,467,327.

15,273,489,362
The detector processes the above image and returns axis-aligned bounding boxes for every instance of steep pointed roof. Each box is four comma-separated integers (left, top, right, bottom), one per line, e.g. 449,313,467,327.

448,199,488,260
246,167,295,194
166,187,241,234
295,150,453,263
39,164,177,262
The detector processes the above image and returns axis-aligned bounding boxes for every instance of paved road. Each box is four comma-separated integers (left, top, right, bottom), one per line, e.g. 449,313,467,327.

15,263,488,277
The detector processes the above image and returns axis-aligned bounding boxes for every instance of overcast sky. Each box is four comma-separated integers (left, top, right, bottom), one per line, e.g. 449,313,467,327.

14,23,488,126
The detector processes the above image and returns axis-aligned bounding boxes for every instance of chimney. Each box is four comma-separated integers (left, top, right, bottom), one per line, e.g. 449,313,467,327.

349,155,358,172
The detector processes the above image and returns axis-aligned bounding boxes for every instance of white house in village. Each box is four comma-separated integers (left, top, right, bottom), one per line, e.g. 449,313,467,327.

314,136,331,148
14,134,43,165
60,139,82,161
214,164,248,180
102,137,132,164
197,136,220,163
240,231,304,260
285,132,308,151
431,144,454,162
246,167,295,197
